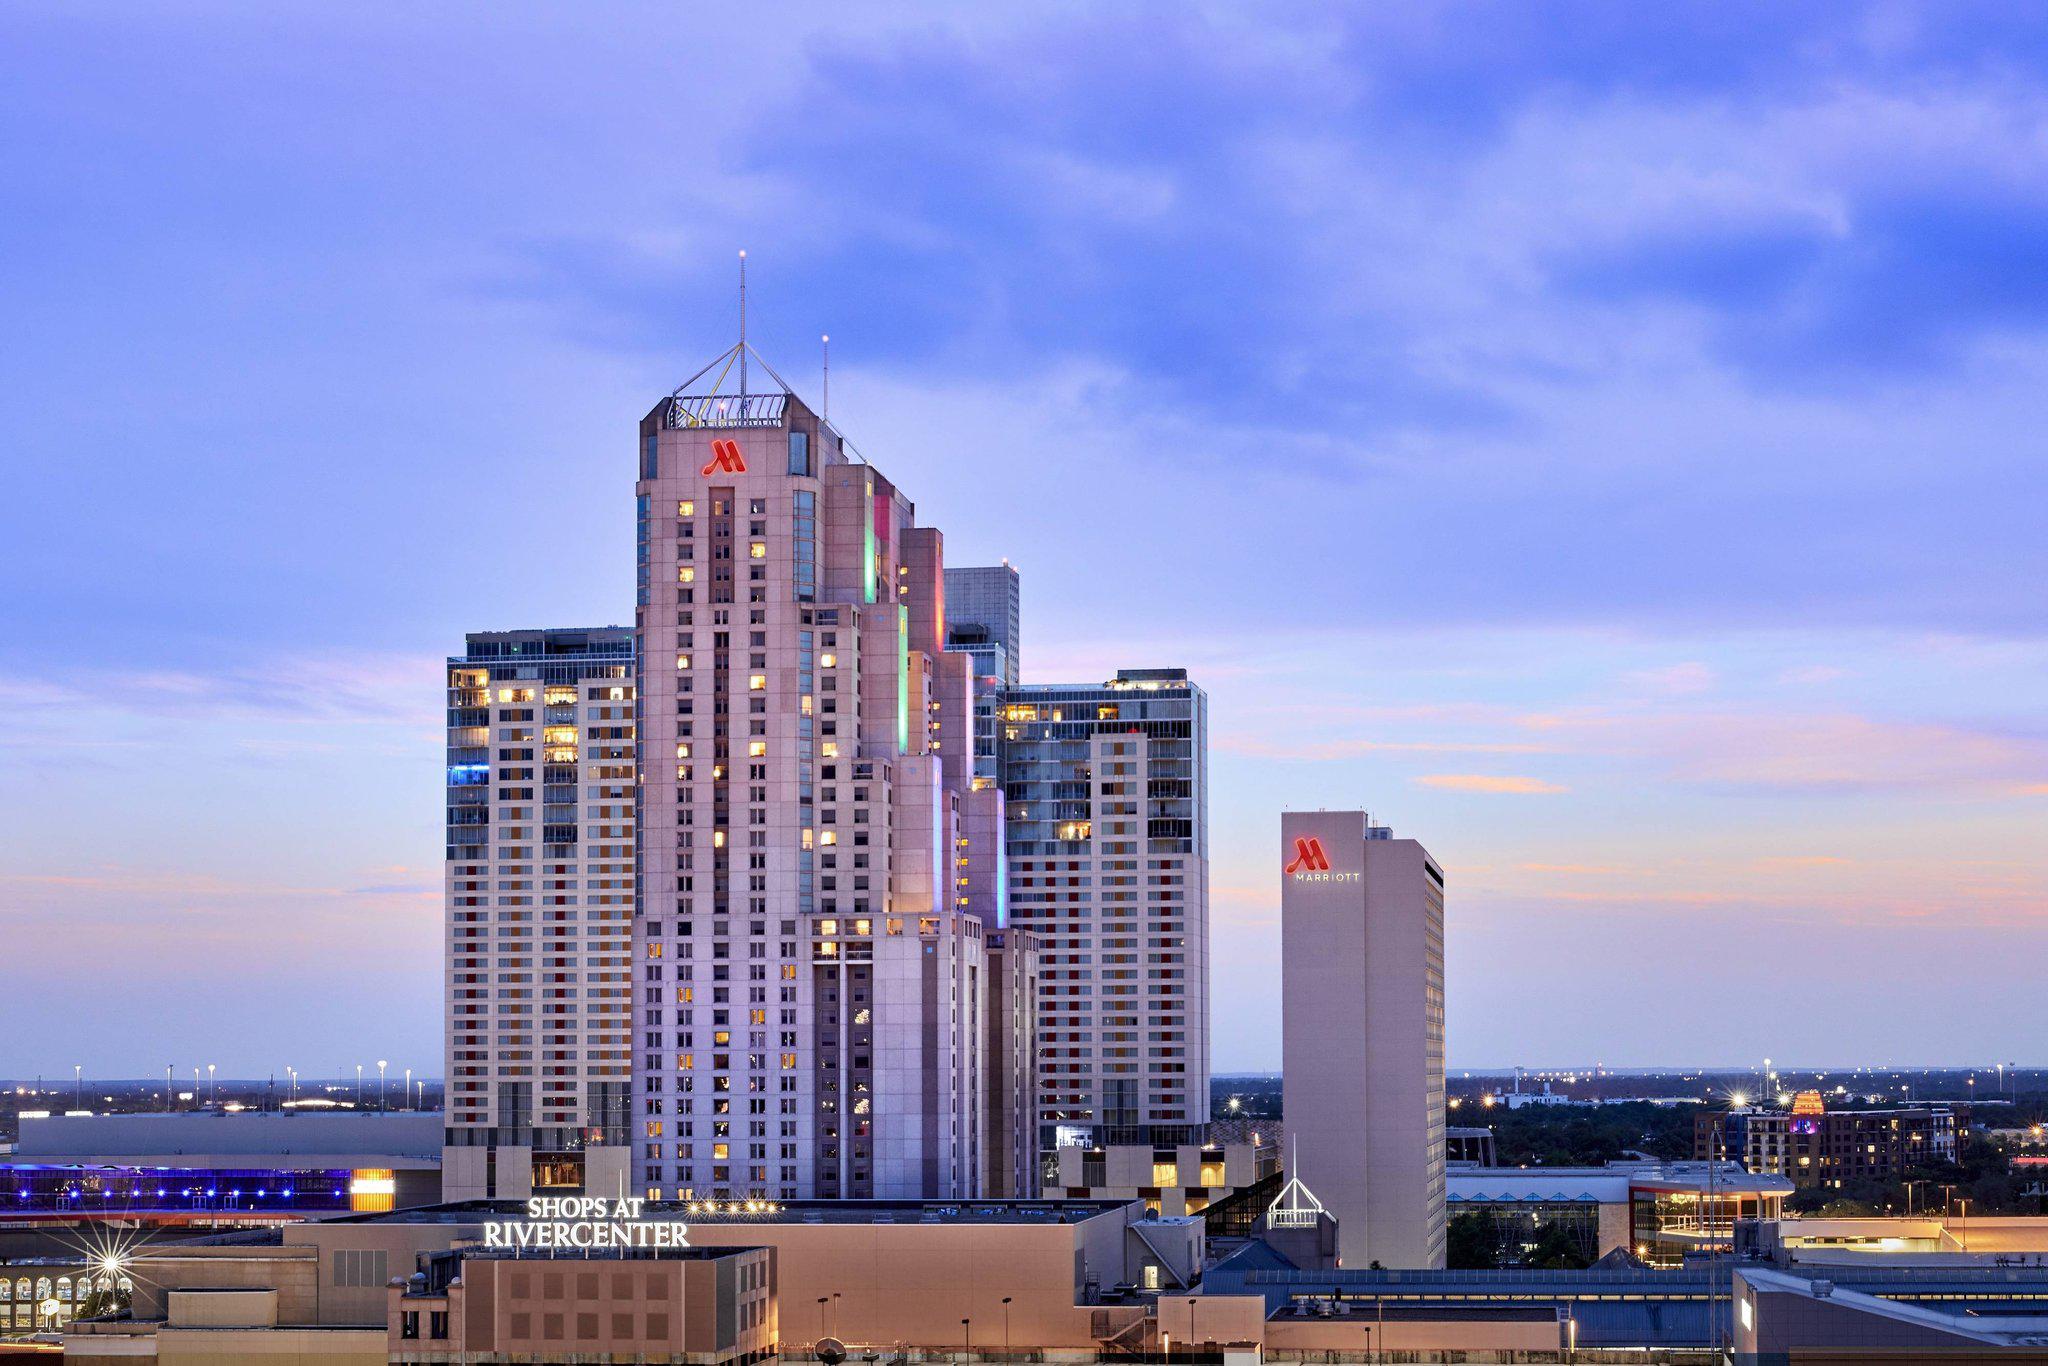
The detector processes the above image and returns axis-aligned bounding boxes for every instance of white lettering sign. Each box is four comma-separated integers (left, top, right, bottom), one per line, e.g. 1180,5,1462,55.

481,1197,690,1251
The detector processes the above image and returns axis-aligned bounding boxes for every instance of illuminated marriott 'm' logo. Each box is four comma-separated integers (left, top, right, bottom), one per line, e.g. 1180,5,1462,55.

700,438,747,475
1286,835,1360,883
1285,837,1330,874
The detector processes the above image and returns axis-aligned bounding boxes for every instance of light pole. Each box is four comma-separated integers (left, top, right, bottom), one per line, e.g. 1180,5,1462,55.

355,1064,363,1107
962,1317,971,1356
207,1063,216,1105
74,1064,82,1111
378,1060,388,1112
404,1068,412,1111
1002,1296,1012,1355
166,1065,174,1110
816,1296,828,1344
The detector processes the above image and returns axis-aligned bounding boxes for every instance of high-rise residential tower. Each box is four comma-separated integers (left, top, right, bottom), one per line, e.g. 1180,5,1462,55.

943,562,1020,689
974,665,1212,1150
630,350,1028,1203
1280,810,1447,1269
443,627,637,1200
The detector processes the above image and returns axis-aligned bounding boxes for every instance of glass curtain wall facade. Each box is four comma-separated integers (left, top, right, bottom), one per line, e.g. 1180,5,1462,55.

973,669,1211,1151
444,628,636,1199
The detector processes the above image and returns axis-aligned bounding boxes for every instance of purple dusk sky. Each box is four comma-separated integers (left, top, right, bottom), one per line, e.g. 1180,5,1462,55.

3,3,2045,1079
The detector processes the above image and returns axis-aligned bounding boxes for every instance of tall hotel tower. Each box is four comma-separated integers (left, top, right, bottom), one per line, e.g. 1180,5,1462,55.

443,628,637,1199
946,573,1211,1156
631,350,1026,1203
1280,810,1447,1268
989,670,1210,1150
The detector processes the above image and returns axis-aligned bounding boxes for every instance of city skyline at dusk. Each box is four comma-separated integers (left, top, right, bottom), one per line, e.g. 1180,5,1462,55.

5,3,2045,1076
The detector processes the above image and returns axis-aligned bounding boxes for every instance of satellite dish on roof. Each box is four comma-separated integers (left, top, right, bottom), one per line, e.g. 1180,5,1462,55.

817,1337,847,1366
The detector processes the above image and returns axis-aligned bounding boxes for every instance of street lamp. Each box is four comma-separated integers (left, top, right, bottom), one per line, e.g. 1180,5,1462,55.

355,1064,363,1106
207,1063,216,1105
74,1064,82,1111
404,1068,412,1111
378,1060,388,1112
962,1317,971,1355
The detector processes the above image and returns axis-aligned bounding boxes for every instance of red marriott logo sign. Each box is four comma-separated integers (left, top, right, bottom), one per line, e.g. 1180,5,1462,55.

700,438,747,475
1286,836,1359,883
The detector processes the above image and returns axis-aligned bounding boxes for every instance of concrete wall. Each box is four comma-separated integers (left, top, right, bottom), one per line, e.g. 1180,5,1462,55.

123,1246,322,1325
1281,812,1446,1269
168,1288,278,1328
684,1217,1113,1347
284,1221,470,1325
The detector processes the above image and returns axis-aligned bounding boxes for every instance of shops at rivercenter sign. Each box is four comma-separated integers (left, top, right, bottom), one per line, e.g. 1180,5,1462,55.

482,1197,692,1250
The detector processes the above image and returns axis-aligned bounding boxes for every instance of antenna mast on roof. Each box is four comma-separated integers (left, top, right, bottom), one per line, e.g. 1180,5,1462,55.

822,333,830,421
737,250,749,397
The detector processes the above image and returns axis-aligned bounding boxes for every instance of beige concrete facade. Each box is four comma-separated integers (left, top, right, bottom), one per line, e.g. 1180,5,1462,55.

386,1247,775,1363
92,1199,1170,1351
1280,811,1446,1269
633,386,1022,1201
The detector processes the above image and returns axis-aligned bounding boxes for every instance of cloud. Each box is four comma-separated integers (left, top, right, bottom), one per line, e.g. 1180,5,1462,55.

1415,773,1568,794
1625,662,1716,694
1222,737,1554,760
1521,708,2048,795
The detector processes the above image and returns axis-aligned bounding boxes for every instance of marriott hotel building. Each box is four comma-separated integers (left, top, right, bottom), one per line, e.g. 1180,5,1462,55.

630,365,1027,1204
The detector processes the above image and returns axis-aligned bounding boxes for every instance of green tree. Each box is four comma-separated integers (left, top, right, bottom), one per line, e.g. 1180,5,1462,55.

1520,1221,1592,1270
1446,1212,1501,1269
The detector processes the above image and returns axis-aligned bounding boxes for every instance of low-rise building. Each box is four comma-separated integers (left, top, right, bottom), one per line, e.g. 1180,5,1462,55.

388,1245,776,1364
1694,1092,1956,1186
50,1197,1185,1357
1046,1140,1271,1217
1447,1161,1791,1266
0,1111,442,1228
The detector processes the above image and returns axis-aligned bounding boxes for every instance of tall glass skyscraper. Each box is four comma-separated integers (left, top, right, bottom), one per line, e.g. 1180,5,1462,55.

443,627,637,1199
945,574,1213,1156
943,562,1020,689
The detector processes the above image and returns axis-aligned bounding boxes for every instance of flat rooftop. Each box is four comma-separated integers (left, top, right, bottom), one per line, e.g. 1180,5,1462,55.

331,1198,1136,1227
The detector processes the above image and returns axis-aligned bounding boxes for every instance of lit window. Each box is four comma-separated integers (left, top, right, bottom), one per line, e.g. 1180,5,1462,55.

749,542,767,559
821,742,838,759
676,655,691,669
713,1143,729,1160
749,675,767,691
712,830,727,848
675,743,692,759
820,653,836,668
819,920,838,934
678,567,696,583
678,500,695,517
748,741,767,757
820,832,837,846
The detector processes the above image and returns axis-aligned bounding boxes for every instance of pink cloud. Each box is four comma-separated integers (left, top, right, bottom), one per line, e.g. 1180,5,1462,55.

1221,736,1554,759
1625,661,1717,694
1415,773,1568,794
1516,708,2048,794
